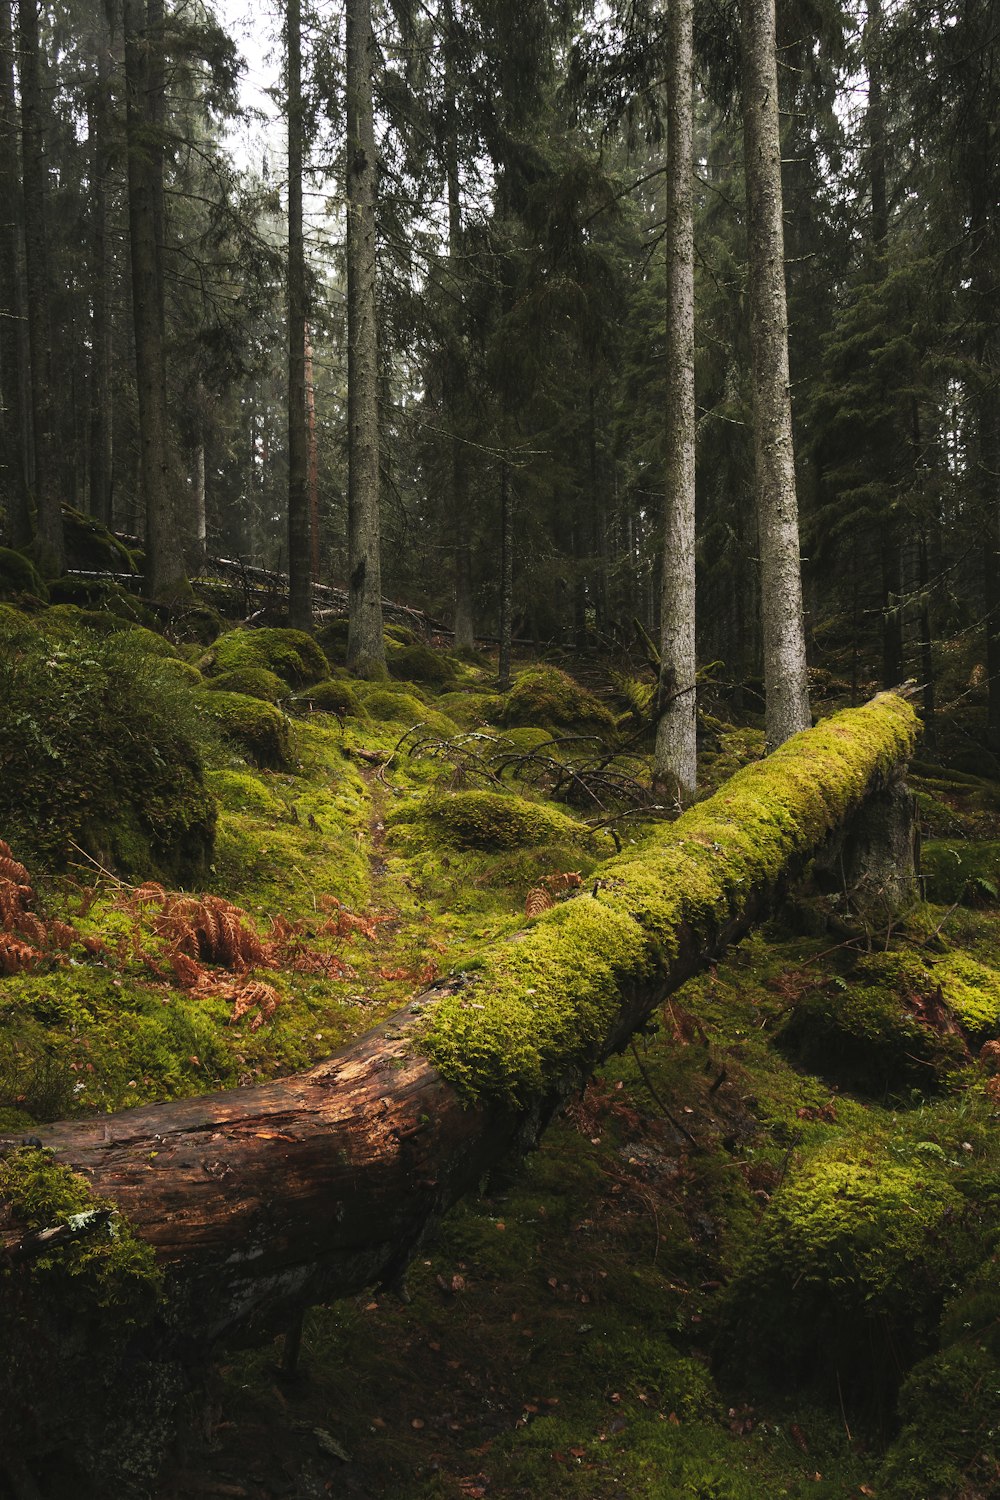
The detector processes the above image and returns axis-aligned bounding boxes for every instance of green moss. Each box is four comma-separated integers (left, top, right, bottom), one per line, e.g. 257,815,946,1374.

203,666,287,703
204,626,330,687
387,641,457,686
0,546,49,602
60,504,138,574
878,1341,1000,1498
502,665,616,734
205,767,286,818
418,790,590,852
934,949,1000,1038
196,689,293,771
422,693,919,1105
291,678,367,719
358,685,456,736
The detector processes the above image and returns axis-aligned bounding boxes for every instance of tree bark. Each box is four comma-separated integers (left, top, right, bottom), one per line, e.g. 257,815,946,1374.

306,323,321,581
17,0,64,569
286,0,312,631
741,0,811,748
345,0,386,677
88,0,114,528
498,459,513,688
123,0,188,602
0,0,30,546
654,0,697,803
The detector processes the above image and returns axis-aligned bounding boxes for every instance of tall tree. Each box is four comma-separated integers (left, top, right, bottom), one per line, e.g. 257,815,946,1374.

286,0,311,629
654,0,697,802
17,0,63,569
123,0,187,600
0,0,29,546
345,0,386,676
88,0,114,529
741,0,810,747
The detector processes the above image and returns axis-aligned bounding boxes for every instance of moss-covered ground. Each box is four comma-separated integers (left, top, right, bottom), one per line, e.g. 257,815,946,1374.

3,600,1000,1497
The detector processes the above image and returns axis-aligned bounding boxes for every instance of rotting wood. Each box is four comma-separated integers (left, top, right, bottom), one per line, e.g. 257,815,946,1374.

0,693,919,1350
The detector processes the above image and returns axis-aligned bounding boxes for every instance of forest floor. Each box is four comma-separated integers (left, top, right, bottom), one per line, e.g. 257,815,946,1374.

3,598,1000,1499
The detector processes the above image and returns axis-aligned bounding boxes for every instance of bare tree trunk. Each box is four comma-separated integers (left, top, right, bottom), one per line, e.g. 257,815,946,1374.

654,0,697,802
0,0,30,546
123,0,187,601
345,0,386,677
443,2,474,652
741,0,811,748
88,2,114,528
305,323,321,581
286,0,311,631
17,0,63,569
498,459,513,688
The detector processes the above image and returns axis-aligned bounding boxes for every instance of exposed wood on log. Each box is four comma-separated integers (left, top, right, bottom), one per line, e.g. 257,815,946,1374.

0,694,919,1352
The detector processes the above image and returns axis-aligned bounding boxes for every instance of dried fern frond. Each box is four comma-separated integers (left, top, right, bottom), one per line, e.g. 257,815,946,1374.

0,841,31,890
543,870,582,893
46,921,78,951
227,979,281,1031
525,887,554,919
0,934,41,976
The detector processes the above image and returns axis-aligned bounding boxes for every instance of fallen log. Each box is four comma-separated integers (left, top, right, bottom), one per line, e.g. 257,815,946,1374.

0,692,918,1492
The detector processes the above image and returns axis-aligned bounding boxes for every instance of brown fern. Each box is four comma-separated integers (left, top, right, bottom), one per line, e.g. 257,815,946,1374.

543,870,582,894
0,934,41,976
525,887,554,919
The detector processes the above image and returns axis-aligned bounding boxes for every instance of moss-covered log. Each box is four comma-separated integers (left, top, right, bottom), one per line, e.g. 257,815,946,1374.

1,695,917,1353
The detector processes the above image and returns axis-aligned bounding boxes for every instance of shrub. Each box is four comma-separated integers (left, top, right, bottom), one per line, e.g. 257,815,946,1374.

196,690,293,770
0,620,216,883
204,627,329,687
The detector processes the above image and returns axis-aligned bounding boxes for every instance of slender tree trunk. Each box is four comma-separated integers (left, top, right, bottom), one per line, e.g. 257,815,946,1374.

17,0,63,569
443,5,474,652
345,0,386,676
655,0,697,801
88,4,114,527
498,460,513,689
305,323,321,581
286,0,311,630
123,0,187,601
0,0,29,545
741,0,811,747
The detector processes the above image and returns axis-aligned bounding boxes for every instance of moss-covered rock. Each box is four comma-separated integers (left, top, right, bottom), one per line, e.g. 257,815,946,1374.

434,690,505,729
196,689,293,770
878,1335,1000,1498
204,627,329,687
203,666,287,703
0,546,49,602
291,678,367,720
169,602,223,645
358,686,456,736
47,576,155,625
501,665,616,735
417,790,590,852
206,768,286,818
0,621,216,882
60,504,138,574
387,641,457,686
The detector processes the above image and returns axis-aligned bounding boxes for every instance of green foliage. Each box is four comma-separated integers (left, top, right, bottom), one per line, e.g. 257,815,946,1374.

0,546,48,602
196,689,293,770
502,665,616,734
0,617,216,881
204,666,287,703
923,838,1000,905
205,627,330,687
878,1341,1000,1498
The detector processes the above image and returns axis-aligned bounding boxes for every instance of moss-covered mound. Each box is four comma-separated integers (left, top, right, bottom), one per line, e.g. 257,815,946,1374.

203,667,287,704
418,790,590,852
61,504,138,575
47,576,154,624
0,546,48,602
357,685,456,736
777,950,969,1096
723,1147,971,1403
501,665,615,735
0,621,216,882
387,642,457,686
196,690,293,771
291,679,367,719
204,627,329,688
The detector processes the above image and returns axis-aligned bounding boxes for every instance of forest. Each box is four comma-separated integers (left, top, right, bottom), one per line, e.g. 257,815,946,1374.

1,0,1000,1496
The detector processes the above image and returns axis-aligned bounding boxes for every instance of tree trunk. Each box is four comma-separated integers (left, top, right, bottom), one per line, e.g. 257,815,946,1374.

498,459,513,688
741,0,811,748
345,0,386,677
17,0,64,570
123,0,187,602
0,0,30,546
306,323,321,581
654,0,697,802
286,0,311,631
88,2,114,528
